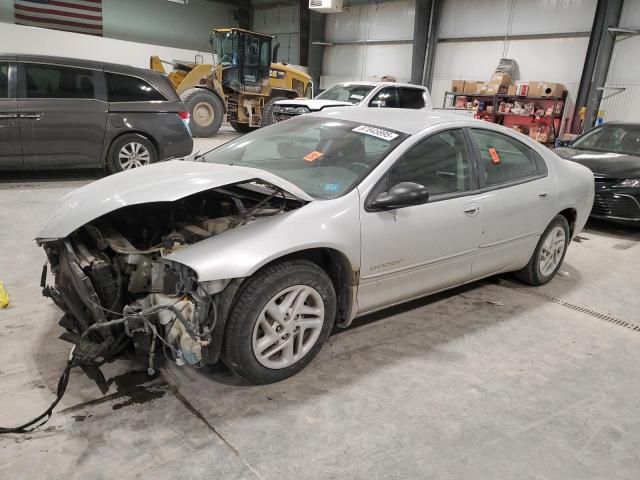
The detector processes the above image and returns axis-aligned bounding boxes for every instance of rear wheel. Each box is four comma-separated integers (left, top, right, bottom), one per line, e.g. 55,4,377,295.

107,133,157,173
514,215,570,286
223,260,336,384
229,121,257,133
180,88,224,137
260,96,288,127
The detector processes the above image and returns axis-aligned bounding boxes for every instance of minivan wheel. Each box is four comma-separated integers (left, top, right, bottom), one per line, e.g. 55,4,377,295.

514,215,570,286
180,88,223,137
223,260,336,384
107,134,157,173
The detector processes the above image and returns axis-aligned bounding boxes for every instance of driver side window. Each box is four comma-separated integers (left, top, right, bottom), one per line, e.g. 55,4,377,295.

369,87,399,108
387,129,472,197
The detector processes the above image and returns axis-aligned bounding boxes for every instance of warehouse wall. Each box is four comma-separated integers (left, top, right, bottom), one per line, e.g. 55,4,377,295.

0,0,237,52
252,1,300,64
600,0,640,122
0,23,213,69
431,0,598,133
321,0,415,89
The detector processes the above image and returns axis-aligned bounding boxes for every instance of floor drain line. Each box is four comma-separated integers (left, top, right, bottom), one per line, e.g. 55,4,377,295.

503,282,640,333
613,240,638,250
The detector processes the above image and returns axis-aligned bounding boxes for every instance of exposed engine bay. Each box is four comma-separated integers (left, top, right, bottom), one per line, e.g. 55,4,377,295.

40,183,303,391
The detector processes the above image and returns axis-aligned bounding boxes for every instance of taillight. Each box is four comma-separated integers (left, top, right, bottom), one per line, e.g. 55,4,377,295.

179,111,191,136
179,112,190,120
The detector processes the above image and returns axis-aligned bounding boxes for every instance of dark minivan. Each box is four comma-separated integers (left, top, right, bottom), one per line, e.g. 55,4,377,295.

0,54,193,173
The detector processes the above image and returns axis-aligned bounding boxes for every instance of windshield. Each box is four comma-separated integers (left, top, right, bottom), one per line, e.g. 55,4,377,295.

216,31,237,65
316,84,375,104
202,116,406,199
573,124,640,156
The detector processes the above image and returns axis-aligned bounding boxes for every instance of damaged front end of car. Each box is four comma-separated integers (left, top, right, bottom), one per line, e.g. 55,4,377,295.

38,178,306,392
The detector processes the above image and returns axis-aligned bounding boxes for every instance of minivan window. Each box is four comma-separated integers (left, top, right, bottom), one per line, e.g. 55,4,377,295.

0,63,8,98
24,64,94,99
105,72,166,102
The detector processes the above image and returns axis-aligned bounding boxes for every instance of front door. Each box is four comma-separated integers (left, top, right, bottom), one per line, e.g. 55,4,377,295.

0,61,22,170
357,128,483,314
18,62,108,170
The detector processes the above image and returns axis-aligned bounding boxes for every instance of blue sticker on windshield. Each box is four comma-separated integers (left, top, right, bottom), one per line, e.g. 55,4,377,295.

324,183,340,194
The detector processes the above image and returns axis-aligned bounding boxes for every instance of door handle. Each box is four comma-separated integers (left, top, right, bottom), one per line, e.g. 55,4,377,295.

0,113,18,119
18,113,43,119
538,192,550,199
463,203,480,216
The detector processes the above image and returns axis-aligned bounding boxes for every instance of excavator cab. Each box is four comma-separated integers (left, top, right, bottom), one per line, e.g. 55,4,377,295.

210,28,273,93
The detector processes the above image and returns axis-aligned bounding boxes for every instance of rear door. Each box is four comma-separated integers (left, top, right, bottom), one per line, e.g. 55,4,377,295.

0,60,22,170
467,128,555,278
18,62,108,169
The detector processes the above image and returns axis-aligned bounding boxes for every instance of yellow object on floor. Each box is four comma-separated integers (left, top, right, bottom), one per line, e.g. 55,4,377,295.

0,282,9,308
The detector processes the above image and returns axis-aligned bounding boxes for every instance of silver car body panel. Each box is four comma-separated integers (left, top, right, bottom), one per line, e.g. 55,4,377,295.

38,108,593,321
36,159,314,240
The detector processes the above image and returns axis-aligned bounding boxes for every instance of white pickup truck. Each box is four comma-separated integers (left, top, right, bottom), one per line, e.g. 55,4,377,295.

271,81,433,123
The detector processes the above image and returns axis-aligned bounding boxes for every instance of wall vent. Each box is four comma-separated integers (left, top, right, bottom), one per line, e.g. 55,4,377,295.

309,0,343,13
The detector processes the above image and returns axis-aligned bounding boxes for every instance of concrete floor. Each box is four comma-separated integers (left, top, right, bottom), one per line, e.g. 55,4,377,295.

1,132,639,479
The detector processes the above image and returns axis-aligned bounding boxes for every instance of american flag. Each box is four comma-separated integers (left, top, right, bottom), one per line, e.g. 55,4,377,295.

14,0,103,36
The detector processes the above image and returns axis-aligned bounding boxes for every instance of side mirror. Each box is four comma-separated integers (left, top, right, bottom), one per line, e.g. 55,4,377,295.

371,182,430,210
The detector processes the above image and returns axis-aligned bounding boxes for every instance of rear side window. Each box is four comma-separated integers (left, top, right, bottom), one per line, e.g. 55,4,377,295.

397,88,425,109
24,64,94,99
0,63,8,98
470,129,539,187
105,72,166,102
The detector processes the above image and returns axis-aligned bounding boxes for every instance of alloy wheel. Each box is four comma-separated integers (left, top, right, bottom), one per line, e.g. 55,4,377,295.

118,142,151,170
252,285,325,369
538,225,566,277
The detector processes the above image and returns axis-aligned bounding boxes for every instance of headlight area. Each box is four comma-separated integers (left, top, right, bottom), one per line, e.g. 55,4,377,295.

40,237,219,393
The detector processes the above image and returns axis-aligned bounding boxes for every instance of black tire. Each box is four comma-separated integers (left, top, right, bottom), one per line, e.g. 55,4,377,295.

229,121,257,133
223,260,336,384
260,96,288,127
180,88,224,137
106,133,157,174
514,215,570,286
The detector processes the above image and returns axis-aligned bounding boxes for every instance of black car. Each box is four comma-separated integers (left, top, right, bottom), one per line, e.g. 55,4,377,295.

555,123,640,225
0,54,193,173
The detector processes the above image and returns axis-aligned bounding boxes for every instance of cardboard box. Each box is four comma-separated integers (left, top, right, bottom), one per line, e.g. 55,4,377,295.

490,73,513,85
463,81,480,94
540,82,564,98
507,85,517,96
474,82,489,94
487,82,508,95
527,81,544,97
451,80,465,93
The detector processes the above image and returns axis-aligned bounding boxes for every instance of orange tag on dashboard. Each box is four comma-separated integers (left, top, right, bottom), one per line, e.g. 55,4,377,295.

304,151,323,162
489,147,501,164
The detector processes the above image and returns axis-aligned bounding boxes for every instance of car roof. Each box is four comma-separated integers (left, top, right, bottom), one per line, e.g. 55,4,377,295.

331,81,427,90
308,108,463,134
0,53,158,78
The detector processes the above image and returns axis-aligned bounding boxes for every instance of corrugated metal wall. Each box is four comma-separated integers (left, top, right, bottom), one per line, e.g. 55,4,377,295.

432,0,597,134
253,2,300,65
321,0,415,89
600,0,640,122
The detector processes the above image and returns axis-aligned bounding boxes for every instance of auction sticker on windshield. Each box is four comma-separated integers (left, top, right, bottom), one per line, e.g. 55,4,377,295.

352,125,399,141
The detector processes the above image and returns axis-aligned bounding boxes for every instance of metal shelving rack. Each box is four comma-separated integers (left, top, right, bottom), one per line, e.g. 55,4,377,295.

442,90,568,141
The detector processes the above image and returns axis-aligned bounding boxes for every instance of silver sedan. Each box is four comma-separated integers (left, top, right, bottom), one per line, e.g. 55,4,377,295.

38,109,594,385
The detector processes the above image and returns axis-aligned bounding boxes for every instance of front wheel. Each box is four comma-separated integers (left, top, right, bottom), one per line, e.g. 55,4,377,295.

514,215,570,286
260,96,288,127
223,260,336,384
180,88,224,137
229,121,257,133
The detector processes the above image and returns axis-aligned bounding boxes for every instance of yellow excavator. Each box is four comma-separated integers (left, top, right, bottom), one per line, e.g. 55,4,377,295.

150,28,312,136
